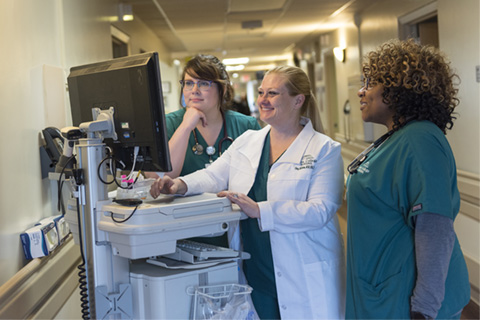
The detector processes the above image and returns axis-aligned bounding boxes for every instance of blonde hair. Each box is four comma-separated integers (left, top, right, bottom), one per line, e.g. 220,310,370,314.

265,66,324,133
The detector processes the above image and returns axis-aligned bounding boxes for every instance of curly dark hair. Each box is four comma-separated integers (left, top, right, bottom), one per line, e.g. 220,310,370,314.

181,54,234,112
362,38,459,134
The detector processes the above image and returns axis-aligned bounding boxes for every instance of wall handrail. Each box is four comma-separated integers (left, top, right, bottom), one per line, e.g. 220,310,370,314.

0,235,81,319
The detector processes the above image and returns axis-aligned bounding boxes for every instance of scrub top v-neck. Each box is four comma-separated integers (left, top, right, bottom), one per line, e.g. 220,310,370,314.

165,108,261,176
241,133,280,319
164,108,261,247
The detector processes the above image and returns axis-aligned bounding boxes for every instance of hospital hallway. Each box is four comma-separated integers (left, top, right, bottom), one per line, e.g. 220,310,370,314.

0,0,478,319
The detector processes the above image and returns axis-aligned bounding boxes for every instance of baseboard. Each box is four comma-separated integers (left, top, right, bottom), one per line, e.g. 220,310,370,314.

465,253,480,305
457,170,480,222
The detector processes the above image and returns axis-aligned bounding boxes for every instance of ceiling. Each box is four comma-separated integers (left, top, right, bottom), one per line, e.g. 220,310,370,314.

120,0,371,72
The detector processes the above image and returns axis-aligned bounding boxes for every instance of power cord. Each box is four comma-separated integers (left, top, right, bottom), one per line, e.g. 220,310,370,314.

110,205,139,223
125,146,140,181
96,146,144,189
56,155,77,215
71,169,90,320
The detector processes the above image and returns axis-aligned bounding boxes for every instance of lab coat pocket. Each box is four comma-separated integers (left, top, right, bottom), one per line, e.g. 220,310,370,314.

356,269,408,318
270,166,311,200
293,170,312,200
304,258,345,319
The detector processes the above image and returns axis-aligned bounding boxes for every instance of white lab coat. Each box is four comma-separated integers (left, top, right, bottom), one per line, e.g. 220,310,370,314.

181,117,346,319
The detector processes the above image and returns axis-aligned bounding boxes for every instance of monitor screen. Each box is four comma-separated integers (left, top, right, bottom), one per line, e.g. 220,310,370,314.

68,52,172,172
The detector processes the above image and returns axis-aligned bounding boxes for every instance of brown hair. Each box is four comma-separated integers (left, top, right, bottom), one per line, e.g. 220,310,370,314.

181,54,234,112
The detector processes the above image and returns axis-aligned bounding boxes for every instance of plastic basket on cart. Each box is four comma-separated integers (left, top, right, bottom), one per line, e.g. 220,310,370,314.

188,283,258,320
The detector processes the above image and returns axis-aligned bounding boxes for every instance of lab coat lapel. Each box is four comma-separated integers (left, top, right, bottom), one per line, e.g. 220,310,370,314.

226,125,271,196
273,117,315,166
238,125,271,170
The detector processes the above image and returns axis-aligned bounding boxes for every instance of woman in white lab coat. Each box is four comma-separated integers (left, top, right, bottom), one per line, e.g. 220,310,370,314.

150,66,345,319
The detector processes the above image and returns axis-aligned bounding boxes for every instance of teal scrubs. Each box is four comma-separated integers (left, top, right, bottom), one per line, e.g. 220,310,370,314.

165,108,261,176
240,133,280,320
165,108,261,247
345,121,470,319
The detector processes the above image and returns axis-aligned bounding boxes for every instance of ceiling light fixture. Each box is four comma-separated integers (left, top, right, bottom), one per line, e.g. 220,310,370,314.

118,3,134,21
222,57,250,65
333,47,346,62
226,65,245,71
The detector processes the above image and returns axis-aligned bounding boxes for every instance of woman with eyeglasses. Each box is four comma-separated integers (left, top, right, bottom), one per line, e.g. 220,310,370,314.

150,66,345,319
159,54,260,178
145,54,260,246
345,39,470,320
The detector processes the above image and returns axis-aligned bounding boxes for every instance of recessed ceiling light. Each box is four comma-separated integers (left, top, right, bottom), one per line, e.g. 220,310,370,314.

223,57,250,65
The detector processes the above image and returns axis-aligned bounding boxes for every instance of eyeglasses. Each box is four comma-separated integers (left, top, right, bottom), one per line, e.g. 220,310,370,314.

180,80,214,91
362,77,373,90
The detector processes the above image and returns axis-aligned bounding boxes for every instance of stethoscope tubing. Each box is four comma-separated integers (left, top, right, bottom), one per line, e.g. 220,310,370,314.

193,111,234,157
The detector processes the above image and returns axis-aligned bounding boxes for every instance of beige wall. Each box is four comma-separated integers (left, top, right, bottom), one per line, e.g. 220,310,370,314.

335,0,433,143
332,0,480,174
437,0,480,302
0,0,116,288
0,0,179,289
0,1,180,317
0,0,478,316
113,16,182,113
437,0,480,173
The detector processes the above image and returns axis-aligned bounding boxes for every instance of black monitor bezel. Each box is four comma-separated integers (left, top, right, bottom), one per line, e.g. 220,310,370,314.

67,52,172,173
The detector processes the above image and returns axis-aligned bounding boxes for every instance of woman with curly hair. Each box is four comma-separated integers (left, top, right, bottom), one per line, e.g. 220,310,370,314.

345,39,470,319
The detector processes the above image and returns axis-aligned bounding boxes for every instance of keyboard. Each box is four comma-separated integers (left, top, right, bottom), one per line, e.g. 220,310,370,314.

147,239,248,267
175,239,238,260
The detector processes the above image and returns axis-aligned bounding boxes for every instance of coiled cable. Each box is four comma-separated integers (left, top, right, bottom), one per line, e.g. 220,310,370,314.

75,196,91,319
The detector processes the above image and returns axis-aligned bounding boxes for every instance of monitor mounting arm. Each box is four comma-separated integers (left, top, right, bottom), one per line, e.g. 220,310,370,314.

79,107,118,140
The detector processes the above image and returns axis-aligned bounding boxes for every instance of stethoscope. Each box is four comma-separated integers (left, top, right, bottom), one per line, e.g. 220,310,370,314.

347,129,394,174
192,112,234,163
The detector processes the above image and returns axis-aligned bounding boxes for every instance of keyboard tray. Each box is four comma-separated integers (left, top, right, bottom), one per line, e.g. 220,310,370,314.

162,239,239,263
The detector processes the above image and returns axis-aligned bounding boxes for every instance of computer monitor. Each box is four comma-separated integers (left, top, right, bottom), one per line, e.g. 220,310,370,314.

68,52,172,172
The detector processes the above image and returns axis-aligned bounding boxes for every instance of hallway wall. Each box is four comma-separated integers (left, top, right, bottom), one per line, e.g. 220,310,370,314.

0,0,114,288
0,0,178,289
0,0,477,317
0,1,180,318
